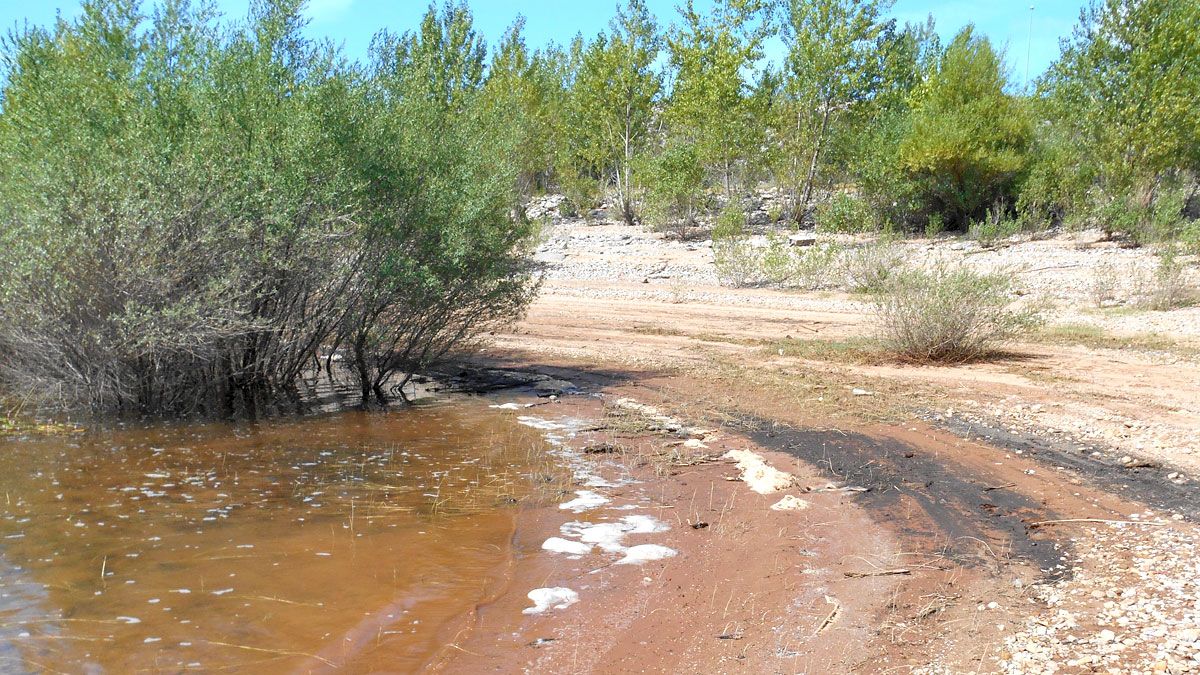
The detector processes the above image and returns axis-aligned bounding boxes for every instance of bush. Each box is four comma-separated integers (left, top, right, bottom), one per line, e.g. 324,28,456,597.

712,203,748,241
898,28,1033,229
874,264,1038,363
924,213,947,237
968,203,1025,246
713,238,761,287
641,141,705,236
0,2,538,416
841,240,906,294
815,193,877,233
713,232,842,291
1135,247,1197,311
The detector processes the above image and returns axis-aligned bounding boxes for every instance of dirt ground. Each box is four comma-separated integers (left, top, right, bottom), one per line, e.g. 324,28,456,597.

434,214,1200,674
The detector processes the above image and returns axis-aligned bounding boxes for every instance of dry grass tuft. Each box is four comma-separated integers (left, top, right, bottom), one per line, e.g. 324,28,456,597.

874,264,1040,364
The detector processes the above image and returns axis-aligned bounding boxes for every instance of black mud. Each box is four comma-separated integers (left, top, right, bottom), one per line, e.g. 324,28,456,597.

732,414,1068,576
933,413,1200,521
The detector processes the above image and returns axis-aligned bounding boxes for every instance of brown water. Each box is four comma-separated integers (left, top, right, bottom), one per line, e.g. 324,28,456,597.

0,400,555,673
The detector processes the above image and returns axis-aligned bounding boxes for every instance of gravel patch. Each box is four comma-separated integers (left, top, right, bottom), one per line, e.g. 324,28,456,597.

1000,522,1200,674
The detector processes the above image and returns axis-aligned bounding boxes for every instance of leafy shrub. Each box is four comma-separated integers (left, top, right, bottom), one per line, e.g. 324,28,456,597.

712,231,841,290
841,240,906,294
924,213,947,237
712,203,748,241
712,238,761,288
898,28,1033,229
968,203,1024,246
559,172,601,219
1135,247,1197,311
0,2,538,415
815,193,876,233
874,264,1038,363
640,141,705,236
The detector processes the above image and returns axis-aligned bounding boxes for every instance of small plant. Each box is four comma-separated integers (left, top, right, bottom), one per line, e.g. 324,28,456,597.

924,213,946,237
968,203,1023,246
874,263,1039,363
712,203,747,241
1136,247,1197,311
767,203,785,224
1087,263,1121,307
841,239,906,294
712,238,762,288
640,142,705,238
815,193,876,233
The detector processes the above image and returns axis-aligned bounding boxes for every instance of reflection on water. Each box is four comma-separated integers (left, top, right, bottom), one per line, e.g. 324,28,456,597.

0,401,554,673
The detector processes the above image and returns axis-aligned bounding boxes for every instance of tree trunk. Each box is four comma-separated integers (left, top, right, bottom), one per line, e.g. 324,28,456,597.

799,105,831,225
353,337,372,410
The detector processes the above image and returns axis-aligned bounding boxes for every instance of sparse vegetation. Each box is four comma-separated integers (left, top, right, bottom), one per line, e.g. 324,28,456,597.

874,264,1040,363
1135,247,1198,310
840,239,907,294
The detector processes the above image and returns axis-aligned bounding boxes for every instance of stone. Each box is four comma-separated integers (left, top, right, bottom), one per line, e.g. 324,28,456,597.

788,233,816,247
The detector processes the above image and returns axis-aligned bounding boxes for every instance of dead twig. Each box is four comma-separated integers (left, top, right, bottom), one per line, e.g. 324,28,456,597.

815,595,842,635
844,568,912,579
1028,518,1168,528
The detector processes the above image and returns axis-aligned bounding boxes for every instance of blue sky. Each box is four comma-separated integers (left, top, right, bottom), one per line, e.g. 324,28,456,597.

1,1,1083,89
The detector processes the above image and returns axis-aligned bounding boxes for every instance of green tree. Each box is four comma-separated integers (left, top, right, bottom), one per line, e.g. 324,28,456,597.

1037,0,1200,238
665,0,771,196
564,0,662,226
775,0,890,222
898,27,1032,228
483,19,570,206
0,0,537,415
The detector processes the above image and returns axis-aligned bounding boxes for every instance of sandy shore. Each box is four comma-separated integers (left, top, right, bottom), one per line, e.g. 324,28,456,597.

425,210,1200,673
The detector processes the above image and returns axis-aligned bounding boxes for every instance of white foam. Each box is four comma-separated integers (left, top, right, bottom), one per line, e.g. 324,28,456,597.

770,495,811,511
488,402,526,410
560,515,669,553
616,544,678,565
723,449,796,494
516,416,570,431
522,587,579,615
559,490,610,513
542,537,592,556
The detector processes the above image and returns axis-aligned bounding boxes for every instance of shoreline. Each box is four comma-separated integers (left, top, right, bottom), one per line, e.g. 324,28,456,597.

422,352,1199,673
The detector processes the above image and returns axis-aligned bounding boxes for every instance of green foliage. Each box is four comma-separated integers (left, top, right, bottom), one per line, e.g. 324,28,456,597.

482,19,571,202
815,193,876,233
1044,0,1200,190
875,264,1039,363
899,27,1033,229
0,0,537,415
924,213,947,237
562,0,661,226
774,0,891,221
1031,0,1200,233
665,0,770,195
640,141,706,235
712,202,748,241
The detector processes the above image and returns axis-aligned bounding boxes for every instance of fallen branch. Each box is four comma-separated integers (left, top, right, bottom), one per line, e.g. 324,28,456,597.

1029,518,1168,528
844,568,912,579
982,483,1016,491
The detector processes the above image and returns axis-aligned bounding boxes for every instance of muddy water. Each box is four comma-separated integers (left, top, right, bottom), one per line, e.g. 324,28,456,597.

0,400,557,673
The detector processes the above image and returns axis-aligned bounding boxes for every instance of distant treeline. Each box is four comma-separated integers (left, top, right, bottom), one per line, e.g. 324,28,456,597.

0,0,1197,417
484,0,1198,243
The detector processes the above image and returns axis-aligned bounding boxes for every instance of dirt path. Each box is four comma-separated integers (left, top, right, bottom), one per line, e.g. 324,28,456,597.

437,215,1200,673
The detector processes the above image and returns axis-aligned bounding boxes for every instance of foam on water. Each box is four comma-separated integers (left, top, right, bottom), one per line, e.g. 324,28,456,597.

522,587,579,615
559,490,609,513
